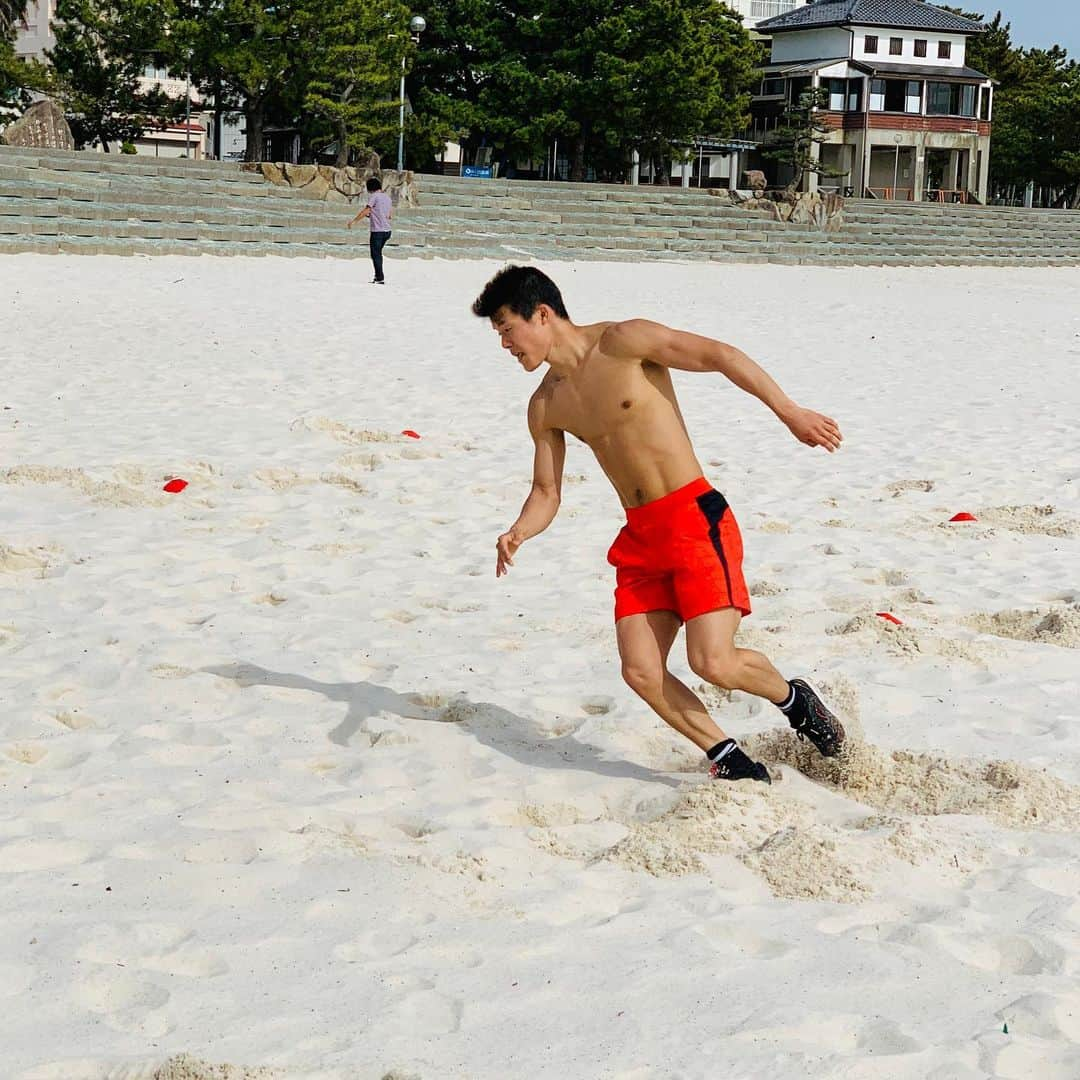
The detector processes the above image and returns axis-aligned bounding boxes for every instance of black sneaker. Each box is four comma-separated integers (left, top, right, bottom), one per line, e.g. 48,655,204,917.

710,752,771,785
786,679,845,757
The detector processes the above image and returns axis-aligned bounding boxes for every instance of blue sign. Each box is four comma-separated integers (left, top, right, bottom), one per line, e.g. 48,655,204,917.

462,165,493,179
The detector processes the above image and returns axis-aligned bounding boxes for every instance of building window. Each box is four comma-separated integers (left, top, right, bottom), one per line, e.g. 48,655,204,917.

890,37,903,56
979,87,991,120
938,41,952,59
906,81,922,113
760,77,786,96
927,81,976,117
848,80,863,112
826,78,846,111
865,35,878,54
870,78,915,114
914,39,927,57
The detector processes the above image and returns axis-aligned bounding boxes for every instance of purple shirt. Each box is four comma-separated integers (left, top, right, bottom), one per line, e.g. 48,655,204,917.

367,192,392,232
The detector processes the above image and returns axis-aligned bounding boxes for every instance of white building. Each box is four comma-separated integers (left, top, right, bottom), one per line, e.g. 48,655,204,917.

13,0,55,61
12,2,208,159
751,0,992,202
726,0,811,32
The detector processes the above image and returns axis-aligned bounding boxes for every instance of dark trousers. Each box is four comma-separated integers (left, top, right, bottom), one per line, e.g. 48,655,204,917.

369,230,391,281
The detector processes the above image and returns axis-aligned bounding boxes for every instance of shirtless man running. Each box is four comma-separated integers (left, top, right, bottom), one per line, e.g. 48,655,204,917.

473,265,846,783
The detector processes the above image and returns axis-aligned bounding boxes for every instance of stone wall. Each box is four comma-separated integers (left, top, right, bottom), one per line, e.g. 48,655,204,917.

709,188,845,232
243,162,419,207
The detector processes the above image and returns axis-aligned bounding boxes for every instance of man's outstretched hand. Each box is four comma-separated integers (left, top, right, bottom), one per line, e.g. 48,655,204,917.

496,530,523,577
784,407,843,452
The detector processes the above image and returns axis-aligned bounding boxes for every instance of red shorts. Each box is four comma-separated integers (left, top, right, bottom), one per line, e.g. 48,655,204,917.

607,477,751,624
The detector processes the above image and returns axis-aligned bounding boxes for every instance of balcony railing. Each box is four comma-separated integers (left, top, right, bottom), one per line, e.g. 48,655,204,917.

750,0,799,17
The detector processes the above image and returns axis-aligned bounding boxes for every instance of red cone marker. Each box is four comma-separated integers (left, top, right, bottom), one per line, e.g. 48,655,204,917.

949,512,977,522
876,612,903,626
163,478,188,493
401,430,421,439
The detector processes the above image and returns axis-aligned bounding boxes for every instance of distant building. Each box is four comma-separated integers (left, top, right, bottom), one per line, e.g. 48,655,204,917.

750,0,992,202
12,2,208,159
725,0,811,33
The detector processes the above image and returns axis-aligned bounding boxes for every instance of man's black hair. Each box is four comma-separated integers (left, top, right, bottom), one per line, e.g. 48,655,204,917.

471,265,569,321
366,177,382,192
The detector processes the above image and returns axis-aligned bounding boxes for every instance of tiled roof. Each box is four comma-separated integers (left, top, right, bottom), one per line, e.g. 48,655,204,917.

757,1,985,35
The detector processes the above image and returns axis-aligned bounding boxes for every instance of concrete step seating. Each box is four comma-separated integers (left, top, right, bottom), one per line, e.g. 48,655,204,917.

0,144,1077,265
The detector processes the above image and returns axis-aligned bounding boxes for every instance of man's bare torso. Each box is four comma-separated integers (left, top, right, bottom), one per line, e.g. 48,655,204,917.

534,322,706,508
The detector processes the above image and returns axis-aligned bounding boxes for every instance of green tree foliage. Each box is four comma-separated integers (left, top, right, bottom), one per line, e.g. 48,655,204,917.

297,0,411,167
171,0,299,162
0,1,24,37
413,0,759,180
173,0,417,164
761,87,841,193
47,0,180,150
944,9,1080,201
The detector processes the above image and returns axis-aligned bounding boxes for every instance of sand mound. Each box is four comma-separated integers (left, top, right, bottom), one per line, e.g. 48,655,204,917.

153,1055,282,1079
966,606,1080,649
0,465,165,508
294,415,398,445
978,504,1080,538
742,825,872,903
741,729,1080,830
599,783,873,901
827,614,924,656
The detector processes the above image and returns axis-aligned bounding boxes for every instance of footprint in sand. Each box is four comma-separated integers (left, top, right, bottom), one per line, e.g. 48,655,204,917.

253,467,317,491
0,542,54,574
292,415,399,446
0,836,95,872
53,710,95,731
71,968,173,1036
334,451,381,470
5,743,49,765
77,923,229,979
887,479,935,496
253,592,287,606
334,925,419,963
319,472,366,495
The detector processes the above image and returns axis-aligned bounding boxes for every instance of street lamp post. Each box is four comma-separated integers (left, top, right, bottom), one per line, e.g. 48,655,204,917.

397,15,426,171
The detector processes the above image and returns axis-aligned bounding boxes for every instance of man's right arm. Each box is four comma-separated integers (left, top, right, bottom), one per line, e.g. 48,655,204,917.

496,396,565,577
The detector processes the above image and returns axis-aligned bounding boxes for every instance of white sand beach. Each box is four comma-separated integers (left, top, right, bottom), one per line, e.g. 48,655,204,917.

2,254,1080,1080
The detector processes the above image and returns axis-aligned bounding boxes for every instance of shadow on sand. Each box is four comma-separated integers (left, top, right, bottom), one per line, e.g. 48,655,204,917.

203,662,682,788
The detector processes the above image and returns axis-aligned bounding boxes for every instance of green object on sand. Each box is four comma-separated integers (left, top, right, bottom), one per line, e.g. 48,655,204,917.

1003,1022,1009,1034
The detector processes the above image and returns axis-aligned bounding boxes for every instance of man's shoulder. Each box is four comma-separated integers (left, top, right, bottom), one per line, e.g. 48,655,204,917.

528,377,563,429
597,318,669,362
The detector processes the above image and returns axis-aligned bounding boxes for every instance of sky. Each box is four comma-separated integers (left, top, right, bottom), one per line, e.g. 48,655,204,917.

991,2,1078,55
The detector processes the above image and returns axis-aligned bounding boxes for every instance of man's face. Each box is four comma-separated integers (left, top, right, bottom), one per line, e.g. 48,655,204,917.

491,305,550,372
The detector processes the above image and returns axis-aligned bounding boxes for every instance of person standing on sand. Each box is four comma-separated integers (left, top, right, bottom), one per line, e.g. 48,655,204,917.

347,177,393,284
473,265,846,784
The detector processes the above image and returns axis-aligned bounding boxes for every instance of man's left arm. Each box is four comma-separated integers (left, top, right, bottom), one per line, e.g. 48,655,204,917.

604,319,842,452
347,205,371,229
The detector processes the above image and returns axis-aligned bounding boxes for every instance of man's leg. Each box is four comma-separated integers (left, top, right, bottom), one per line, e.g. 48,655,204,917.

370,232,387,282
617,610,732,752
684,608,788,703
685,608,845,756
